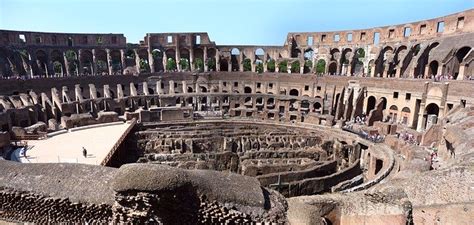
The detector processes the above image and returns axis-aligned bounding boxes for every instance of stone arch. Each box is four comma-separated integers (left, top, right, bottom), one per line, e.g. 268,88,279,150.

315,59,326,74
95,49,109,74
80,49,93,75
289,89,299,96
255,48,265,60
424,103,440,128
366,96,376,114
244,86,252,94
351,48,365,75
179,48,190,71
388,105,398,122
340,48,353,74
50,50,64,76
414,42,439,78
452,46,471,79
110,50,123,74
34,50,48,76
219,58,229,72
231,48,240,71
375,46,394,77
328,61,337,75
207,48,217,71
429,60,439,76
379,97,387,110
401,107,411,125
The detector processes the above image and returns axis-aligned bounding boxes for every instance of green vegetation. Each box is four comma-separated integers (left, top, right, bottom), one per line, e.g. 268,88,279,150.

194,58,204,72
267,59,276,72
166,58,177,71
291,61,300,73
278,60,288,73
243,58,252,71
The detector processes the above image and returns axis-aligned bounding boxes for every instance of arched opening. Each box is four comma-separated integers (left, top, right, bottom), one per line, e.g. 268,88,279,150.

289,89,299,96
366,96,376,114
50,50,64,76
110,50,122,74
95,49,109,75
328,62,337,75
313,102,322,112
179,48,190,71
315,59,326,75
389,105,398,123
207,48,217,71
35,50,48,76
152,49,164,72
429,60,439,76
219,58,229,72
244,86,252,94
379,97,387,110
80,50,93,75
424,103,439,129
453,46,471,79
401,107,411,125
231,48,240,72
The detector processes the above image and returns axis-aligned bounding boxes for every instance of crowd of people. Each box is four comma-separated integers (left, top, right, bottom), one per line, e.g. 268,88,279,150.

397,131,419,145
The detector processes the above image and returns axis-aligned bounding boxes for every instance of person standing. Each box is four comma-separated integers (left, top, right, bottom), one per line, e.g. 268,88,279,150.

82,147,87,158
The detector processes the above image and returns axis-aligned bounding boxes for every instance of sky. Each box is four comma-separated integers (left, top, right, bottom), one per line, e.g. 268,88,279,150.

1,0,473,45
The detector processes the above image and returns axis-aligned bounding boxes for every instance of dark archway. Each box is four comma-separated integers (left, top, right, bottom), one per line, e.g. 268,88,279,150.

366,96,376,114
289,89,299,96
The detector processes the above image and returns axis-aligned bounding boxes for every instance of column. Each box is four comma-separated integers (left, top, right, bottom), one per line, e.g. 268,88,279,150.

424,65,430,78
78,49,84,75
119,49,126,74
92,49,97,75
106,49,113,75
215,48,220,72
175,47,181,71
203,47,208,72
263,54,268,73
457,65,466,80
416,102,426,131
346,61,352,76
134,49,140,74
189,48,194,71
239,52,243,72
395,65,401,78
148,49,155,73
63,52,70,77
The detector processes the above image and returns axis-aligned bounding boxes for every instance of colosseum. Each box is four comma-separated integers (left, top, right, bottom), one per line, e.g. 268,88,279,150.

0,8,473,225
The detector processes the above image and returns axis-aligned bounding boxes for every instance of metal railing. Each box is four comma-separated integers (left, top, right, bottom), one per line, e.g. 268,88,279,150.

100,118,137,166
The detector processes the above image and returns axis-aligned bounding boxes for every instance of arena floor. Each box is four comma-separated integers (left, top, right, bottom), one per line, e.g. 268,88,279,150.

13,122,133,165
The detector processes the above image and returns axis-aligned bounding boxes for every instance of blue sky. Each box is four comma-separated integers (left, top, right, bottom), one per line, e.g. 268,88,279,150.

1,0,473,45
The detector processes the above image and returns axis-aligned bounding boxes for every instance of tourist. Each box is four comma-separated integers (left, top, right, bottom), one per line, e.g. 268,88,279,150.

82,147,87,158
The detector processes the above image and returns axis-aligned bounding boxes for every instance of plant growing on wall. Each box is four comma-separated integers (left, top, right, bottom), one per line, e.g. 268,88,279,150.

179,58,189,71
278,61,288,73
291,61,300,73
267,59,276,72
166,58,177,71
243,58,252,72
304,60,313,73
194,58,204,72
256,62,264,73
315,59,326,75
206,58,216,71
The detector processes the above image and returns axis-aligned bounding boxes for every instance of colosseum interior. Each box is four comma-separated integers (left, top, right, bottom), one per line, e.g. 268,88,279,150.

0,8,473,225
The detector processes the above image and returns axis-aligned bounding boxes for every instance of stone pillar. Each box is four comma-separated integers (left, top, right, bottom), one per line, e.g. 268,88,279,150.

215,48,220,72
175,48,181,71
347,62,352,76
416,102,426,131
156,80,163,94
148,49,155,73
106,49,113,75
169,80,175,94
120,49,126,73
134,49,140,74
239,52,244,72
182,80,187,93
189,48,194,71
203,46,208,72
370,65,376,77
457,65,466,80
78,49,84,75
228,60,232,72
424,65,430,78
395,65,401,78
63,52,70,77
92,49,97,75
